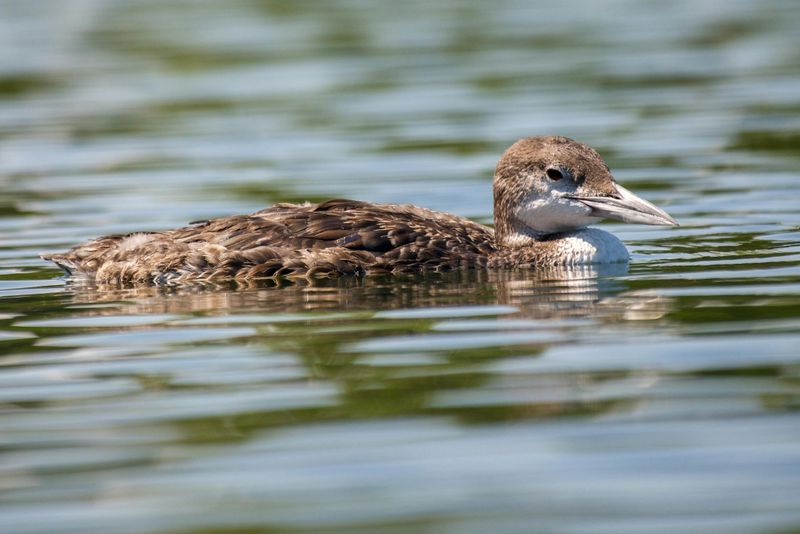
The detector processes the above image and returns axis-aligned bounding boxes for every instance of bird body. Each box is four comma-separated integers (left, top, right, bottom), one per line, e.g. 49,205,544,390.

42,136,677,285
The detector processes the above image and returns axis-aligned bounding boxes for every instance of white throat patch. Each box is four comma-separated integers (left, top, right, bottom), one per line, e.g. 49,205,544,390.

515,195,599,234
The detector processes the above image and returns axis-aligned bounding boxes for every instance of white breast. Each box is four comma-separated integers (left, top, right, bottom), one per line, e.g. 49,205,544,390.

554,228,630,264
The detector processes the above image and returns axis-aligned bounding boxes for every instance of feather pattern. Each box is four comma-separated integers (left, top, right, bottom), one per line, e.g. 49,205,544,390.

42,200,498,285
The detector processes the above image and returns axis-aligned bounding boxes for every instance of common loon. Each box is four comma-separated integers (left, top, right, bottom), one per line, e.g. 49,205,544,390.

42,136,677,285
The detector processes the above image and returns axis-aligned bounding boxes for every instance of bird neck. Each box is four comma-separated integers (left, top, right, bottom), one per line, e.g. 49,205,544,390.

494,220,543,249
493,172,550,249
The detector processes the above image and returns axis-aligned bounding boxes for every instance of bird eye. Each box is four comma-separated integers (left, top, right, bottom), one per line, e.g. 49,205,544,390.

546,168,564,181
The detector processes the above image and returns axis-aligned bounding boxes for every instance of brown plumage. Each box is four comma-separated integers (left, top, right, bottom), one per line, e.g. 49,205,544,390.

41,136,678,285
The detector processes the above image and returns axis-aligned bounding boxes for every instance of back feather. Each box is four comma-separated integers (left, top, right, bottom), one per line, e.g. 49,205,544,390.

41,200,496,285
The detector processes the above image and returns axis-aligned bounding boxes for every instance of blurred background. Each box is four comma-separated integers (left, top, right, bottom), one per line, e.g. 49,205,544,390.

2,0,800,532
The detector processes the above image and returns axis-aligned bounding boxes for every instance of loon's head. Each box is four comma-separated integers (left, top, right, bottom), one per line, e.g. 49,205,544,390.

493,136,677,247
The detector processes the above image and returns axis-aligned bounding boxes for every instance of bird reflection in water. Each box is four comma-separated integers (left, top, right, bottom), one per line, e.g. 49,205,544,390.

61,263,670,322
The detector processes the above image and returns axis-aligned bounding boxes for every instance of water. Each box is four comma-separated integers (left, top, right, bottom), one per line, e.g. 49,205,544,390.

2,0,800,532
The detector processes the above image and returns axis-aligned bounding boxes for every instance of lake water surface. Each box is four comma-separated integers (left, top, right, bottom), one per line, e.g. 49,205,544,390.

2,0,800,532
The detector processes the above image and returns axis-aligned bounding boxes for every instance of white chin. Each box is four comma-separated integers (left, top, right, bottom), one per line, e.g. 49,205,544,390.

517,199,598,234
